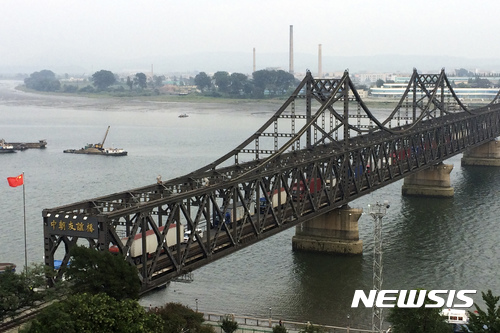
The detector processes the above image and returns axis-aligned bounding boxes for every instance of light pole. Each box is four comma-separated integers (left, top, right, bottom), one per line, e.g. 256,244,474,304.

347,314,350,333
269,307,272,327
369,201,389,333
195,298,198,312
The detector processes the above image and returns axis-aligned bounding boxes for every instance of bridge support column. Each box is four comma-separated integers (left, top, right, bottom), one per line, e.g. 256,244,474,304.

401,162,454,197
461,140,500,166
291,205,363,255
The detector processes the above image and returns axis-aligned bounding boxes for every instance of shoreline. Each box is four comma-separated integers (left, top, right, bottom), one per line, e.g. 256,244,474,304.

2,80,492,114
0,80,284,113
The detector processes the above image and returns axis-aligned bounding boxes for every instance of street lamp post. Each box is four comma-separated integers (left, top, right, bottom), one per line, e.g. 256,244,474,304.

195,298,198,312
347,314,350,333
269,307,272,327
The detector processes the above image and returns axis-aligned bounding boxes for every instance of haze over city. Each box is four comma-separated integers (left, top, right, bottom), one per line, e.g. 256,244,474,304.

3,0,500,75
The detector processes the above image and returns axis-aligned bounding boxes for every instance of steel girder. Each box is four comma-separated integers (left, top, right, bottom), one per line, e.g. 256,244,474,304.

43,70,500,292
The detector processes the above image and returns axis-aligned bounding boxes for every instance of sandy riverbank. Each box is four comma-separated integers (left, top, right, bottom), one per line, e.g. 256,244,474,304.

0,80,286,114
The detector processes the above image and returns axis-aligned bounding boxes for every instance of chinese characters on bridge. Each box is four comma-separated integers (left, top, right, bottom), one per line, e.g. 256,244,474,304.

45,215,99,238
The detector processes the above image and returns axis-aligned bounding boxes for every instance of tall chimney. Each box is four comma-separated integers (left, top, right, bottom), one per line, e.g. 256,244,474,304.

289,25,294,74
253,47,256,73
318,44,322,78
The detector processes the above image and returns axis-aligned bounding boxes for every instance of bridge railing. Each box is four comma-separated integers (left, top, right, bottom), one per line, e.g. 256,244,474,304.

202,312,376,333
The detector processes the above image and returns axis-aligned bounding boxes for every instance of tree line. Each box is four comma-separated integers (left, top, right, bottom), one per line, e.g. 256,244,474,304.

194,69,297,98
23,68,299,99
2,249,500,332
1,247,216,332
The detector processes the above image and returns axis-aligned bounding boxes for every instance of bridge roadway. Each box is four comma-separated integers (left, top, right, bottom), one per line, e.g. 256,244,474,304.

43,69,500,293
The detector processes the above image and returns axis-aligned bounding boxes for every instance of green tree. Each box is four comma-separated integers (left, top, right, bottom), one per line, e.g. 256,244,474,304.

220,315,238,333
213,71,230,93
22,292,163,333
274,70,296,95
299,323,325,333
153,75,165,88
79,84,95,93
456,68,474,77
386,290,450,333
65,245,141,301
200,325,217,333
134,72,147,89
126,76,133,90
0,268,33,321
376,79,385,87
467,289,500,332
91,70,116,91
195,72,212,92
229,72,249,96
252,69,271,98
24,70,60,92
273,324,287,333
469,77,492,88
251,69,295,98
155,302,205,333
0,264,58,321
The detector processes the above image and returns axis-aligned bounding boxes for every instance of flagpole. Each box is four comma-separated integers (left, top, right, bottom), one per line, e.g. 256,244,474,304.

23,171,27,275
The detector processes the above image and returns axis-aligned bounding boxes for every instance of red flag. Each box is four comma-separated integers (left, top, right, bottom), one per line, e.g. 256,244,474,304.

7,174,23,187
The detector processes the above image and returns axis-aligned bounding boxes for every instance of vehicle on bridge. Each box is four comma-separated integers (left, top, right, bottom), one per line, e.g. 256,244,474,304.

213,201,255,227
183,228,204,243
259,188,287,213
109,223,184,264
291,178,322,201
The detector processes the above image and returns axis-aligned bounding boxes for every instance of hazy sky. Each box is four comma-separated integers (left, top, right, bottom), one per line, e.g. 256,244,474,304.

3,0,500,74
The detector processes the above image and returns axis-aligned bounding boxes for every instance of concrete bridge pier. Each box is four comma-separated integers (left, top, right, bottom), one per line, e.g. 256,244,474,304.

461,140,500,166
292,205,363,255
401,162,454,197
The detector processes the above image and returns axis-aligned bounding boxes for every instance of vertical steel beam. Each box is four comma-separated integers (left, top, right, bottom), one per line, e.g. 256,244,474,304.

412,69,417,121
306,73,312,149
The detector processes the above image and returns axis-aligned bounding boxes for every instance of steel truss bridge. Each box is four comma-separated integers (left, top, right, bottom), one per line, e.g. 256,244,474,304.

44,69,500,293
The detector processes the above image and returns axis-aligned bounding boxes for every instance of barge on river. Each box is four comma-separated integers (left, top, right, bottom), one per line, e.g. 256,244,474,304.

5,139,47,150
63,126,127,156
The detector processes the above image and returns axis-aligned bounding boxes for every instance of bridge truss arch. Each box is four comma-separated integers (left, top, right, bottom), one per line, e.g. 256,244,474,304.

43,69,500,292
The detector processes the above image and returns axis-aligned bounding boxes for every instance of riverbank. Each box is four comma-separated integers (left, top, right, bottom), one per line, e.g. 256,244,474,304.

12,82,287,111
6,80,494,115
8,80,409,112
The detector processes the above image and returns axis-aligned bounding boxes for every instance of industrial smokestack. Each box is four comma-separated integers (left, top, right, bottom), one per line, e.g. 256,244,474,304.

253,47,256,73
318,44,322,78
289,25,294,75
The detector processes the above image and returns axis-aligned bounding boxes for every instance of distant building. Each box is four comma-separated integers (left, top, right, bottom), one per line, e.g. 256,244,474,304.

370,82,499,100
354,72,394,84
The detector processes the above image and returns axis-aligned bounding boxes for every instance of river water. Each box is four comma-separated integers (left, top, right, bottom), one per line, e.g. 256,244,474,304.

1,80,499,330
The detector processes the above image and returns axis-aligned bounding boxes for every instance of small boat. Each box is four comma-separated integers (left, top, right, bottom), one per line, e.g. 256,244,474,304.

178,113,189,118
442,308,469,332
103,147,128,156
0,139,16,153
63,126,127,156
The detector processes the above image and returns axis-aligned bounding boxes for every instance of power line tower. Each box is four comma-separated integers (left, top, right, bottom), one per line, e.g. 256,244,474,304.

369,201,389,333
